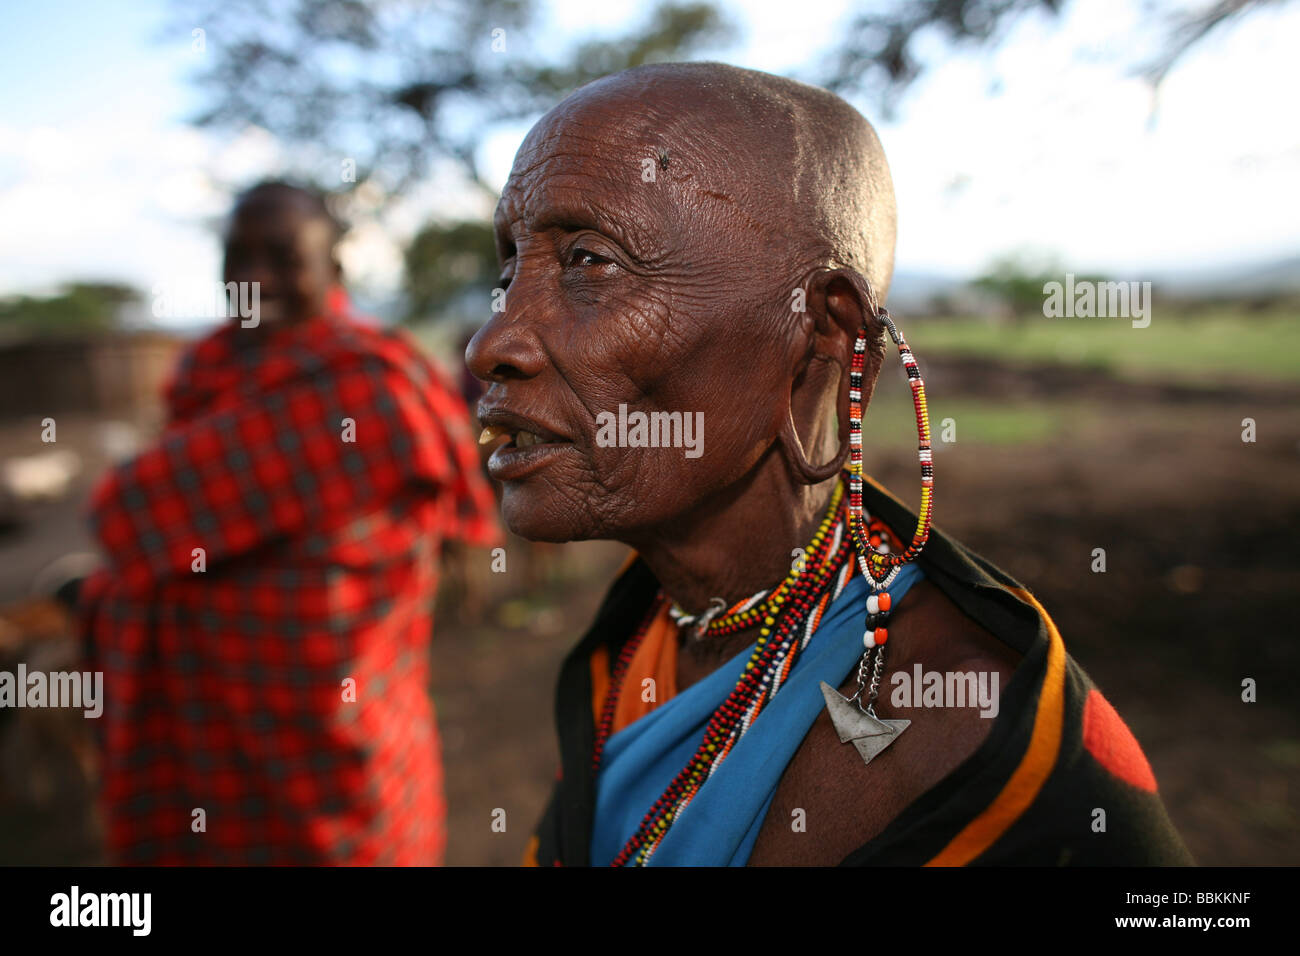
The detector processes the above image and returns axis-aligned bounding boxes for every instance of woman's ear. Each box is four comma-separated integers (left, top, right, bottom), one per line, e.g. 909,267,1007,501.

777,269,865,485
809,268,887,382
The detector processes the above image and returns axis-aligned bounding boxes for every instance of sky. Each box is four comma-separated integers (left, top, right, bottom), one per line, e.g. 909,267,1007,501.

1,0,1298,323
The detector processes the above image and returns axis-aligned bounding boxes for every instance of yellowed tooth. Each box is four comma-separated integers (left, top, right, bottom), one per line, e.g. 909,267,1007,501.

479,426,508,445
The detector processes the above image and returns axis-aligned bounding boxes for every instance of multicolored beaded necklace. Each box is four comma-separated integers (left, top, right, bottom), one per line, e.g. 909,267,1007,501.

594,477,902,866
667,566,796,639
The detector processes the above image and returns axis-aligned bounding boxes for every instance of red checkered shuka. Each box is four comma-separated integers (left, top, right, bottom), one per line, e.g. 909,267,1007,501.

79,309,499,864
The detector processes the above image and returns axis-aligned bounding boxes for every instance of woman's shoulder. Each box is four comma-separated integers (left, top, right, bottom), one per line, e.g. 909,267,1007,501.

826,579,1189,867
749,579,1020,865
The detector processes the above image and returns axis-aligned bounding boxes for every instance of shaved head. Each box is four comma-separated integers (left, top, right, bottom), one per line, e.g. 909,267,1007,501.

550,61,896,303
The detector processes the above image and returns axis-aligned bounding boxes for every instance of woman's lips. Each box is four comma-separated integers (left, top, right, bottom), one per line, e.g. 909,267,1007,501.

478,425,564,448
479,425,575,480
477,414,576,480
486,436,575,480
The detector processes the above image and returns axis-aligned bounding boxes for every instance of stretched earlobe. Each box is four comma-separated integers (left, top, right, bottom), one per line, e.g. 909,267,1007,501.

778,269,880,487
778,377,851,485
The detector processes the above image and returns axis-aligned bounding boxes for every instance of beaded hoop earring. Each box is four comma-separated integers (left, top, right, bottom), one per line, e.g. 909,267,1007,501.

819,306,935,767
847,308,933,589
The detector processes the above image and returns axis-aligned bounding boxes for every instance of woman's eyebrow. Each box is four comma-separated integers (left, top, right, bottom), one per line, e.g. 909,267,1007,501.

530,195,655,256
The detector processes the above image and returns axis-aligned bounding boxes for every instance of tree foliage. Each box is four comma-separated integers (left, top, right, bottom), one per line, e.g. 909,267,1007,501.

819,0,1284,116
403,219,498,322
972,254,1106,321
181,0,729,202
0,283,141,337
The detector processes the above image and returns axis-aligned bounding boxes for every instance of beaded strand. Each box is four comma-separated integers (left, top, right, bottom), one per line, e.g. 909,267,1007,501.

847,310,933,586
668,481,845,638
596,482,899,867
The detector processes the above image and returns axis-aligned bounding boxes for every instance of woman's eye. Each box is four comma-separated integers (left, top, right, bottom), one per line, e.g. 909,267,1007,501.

569,247,611,267
495,254,516,288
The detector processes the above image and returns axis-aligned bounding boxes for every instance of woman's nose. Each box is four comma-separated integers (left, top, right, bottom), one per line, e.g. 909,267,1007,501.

465,292,549,384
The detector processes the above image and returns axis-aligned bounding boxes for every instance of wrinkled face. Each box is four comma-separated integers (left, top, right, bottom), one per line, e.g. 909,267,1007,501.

222,199,338,327
466,86,802,543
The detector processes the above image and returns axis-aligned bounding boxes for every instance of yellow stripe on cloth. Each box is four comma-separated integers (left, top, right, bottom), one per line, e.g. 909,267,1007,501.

924,587,1066,866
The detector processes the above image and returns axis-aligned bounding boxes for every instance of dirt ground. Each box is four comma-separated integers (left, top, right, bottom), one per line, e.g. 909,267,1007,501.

1,355,1296,866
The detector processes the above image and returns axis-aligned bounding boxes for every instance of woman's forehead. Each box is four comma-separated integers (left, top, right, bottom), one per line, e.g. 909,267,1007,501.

508,107,662,193
498,112,758,258
497,136,687,255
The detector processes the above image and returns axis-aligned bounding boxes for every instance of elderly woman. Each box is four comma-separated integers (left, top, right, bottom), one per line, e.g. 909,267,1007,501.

468,63,1190,866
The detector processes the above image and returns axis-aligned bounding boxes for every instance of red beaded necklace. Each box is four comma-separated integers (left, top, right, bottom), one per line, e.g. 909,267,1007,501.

592,478,898,866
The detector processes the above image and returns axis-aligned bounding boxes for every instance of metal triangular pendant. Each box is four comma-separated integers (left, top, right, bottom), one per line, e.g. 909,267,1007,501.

819,680,910,766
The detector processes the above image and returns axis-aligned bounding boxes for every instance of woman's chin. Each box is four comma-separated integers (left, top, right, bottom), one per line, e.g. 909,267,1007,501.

501,490,587,543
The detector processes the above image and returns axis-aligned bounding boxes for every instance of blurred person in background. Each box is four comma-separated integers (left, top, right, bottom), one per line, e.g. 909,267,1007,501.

77,180,500,864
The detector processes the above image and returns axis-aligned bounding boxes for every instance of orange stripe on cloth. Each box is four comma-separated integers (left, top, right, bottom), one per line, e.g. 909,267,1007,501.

588,549,642,726
589,601,679,734
614,548,640,578
924,587,1067,866
522,834,540,867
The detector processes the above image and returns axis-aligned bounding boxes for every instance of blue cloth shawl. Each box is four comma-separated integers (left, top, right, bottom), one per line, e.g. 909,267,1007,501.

590,562,925,866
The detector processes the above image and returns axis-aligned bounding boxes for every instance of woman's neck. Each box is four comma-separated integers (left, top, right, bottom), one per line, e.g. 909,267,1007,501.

629,462,840,658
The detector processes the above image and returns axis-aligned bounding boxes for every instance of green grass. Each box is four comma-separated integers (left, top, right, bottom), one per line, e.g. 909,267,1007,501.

866,390,1075,449
907,309,1300,384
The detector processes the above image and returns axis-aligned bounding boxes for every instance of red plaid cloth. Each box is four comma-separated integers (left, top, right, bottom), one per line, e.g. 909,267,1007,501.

80,308,499,864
